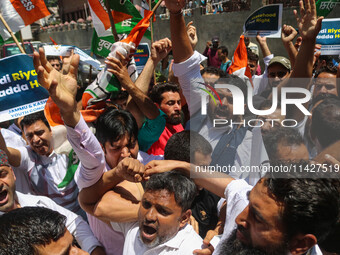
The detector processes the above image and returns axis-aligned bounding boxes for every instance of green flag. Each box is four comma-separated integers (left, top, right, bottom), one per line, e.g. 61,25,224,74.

105,0,149,35
91,30,115,58
316,0,339,17
91,29,151,58
0,32,21,46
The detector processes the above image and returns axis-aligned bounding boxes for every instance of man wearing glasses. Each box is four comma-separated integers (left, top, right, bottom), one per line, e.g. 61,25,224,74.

259,56,291,98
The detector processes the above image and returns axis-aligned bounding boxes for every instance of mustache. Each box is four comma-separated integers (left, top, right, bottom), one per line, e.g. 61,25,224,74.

237,225,251,243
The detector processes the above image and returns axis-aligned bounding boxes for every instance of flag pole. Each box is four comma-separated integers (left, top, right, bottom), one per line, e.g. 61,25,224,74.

104,0,119,42
149,0,163,84
20,31,26,54
149,0,156,84
0,13,25,54
151,0,163,13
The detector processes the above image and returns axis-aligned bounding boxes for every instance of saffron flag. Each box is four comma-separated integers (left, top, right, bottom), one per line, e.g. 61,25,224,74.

121,10,153,46
228,35,253,87
0,0,50,41
88,0,144,37
140,0,159,21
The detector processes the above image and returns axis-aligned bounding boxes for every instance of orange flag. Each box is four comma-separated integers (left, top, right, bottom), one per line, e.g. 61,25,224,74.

228,35,253,86
44,97,105,127
121,10,153,46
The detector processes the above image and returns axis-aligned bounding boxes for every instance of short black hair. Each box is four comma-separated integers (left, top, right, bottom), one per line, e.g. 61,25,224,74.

318,220,340,254
215,74,248,101
46,56,61,62
200,66,226,78
164,130,212,163
218,45,228,56
314,65,337,78
20,111,51,131
149,83,180,105
311,97,340,148
263,166,340,243
95,107,138,145
263,127,304,161
145,171,197,212
247,48,259,62
0,207,67,255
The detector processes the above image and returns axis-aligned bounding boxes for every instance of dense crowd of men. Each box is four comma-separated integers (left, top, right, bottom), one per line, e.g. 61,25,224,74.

0,0,339,254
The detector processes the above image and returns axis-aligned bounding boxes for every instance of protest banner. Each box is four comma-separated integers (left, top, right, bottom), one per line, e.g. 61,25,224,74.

133,43,150,74
316,0,340,18
243,4,282,38
316,18,340,55
0,54,49,122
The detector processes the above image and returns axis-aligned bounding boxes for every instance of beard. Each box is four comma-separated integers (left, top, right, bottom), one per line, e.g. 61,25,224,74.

166,113,182,125
218,229,289,255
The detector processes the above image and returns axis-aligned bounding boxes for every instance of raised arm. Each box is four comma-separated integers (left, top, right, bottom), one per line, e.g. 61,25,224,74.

33,48,80,128
187,21,198,50
78,157,145,216
135,38,172,94
256,34,271,59
144,160,234,198
291,0,323,79
106,39,172,128
271,0,323,121
106,54,159,127
281,24,298,68
166,0,194,63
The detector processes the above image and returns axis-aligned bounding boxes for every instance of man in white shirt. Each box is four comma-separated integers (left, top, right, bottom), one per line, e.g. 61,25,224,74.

77,156,203,254
144,159,339,255
0,111,82,215
0,149,104,254
166,2,268,185
109,170,203,255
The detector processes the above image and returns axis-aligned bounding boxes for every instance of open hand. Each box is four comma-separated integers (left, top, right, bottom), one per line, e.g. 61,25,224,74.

33,48,79,115
293,0,323,41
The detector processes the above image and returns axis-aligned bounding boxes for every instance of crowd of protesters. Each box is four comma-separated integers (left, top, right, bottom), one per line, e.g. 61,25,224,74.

0,0,339,254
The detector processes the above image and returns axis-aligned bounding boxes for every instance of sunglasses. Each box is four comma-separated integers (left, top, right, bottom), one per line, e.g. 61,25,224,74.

268,71,288,79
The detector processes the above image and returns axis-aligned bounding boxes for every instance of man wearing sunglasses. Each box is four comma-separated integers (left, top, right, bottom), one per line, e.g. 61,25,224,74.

260,56,291,98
